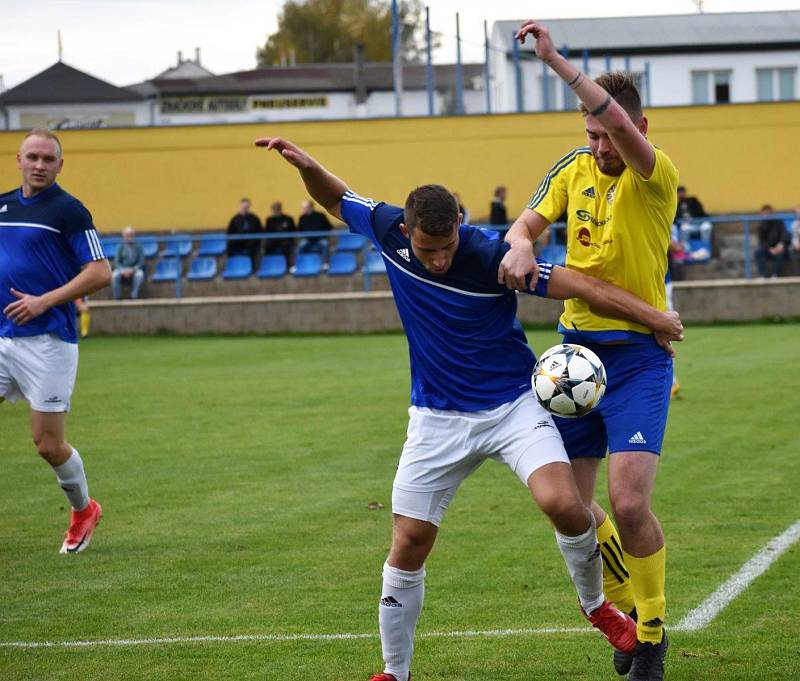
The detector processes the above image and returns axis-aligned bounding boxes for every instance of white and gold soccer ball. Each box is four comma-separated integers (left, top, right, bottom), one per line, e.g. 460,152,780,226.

532,344,606,418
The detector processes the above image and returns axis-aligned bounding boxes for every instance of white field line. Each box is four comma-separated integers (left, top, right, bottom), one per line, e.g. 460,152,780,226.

3,520,798,650
675,519,800,632
0,627,590,649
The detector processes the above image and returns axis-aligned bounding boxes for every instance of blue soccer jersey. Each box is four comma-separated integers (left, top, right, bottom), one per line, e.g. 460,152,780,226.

0,183,105,343
341,190,552,412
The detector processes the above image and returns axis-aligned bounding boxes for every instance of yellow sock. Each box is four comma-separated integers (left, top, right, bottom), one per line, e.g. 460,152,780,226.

623,545,666,644
596,515,636,615
80,310,91,337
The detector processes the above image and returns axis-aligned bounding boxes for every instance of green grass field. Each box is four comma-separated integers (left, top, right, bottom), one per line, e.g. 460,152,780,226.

1,324,799,680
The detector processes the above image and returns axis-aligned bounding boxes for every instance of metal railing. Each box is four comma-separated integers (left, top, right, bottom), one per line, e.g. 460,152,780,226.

102,212,797,298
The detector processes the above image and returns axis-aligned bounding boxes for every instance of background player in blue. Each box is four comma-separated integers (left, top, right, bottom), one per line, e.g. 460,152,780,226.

255,135,683,681
1,129,111,553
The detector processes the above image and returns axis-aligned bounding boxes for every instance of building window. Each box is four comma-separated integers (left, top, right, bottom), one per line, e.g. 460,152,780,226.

691,70,731,104
756,67,796,101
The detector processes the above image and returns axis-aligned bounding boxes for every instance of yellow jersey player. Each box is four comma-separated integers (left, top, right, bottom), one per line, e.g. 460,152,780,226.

499,19,678,681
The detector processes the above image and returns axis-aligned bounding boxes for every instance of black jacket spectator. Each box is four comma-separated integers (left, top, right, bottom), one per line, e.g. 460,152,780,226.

227,199,262,259
265,202,296,261
489,186,508,226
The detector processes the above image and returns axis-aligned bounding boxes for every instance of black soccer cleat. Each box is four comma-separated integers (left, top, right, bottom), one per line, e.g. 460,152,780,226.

612,608,637,675
628,628,669,681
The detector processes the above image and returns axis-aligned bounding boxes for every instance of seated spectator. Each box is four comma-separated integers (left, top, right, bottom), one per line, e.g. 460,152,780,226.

111,226,145,299
264,201,295,262
297,200,332,260
791,205,800,257
226,198,262,260
755,204,787,278
675,186,712,245
489,186,508,226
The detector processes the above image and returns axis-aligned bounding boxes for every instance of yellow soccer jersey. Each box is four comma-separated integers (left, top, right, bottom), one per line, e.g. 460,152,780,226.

530,145,678,339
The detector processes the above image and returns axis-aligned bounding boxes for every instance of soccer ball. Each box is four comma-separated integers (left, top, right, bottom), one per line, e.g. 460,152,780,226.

532,344,606,418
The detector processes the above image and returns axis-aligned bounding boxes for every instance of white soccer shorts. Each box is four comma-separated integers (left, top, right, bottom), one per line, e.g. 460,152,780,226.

392,391,568,526
0,334,78,412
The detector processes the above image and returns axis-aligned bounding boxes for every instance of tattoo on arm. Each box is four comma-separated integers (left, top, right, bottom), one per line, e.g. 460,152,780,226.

589,95,613,117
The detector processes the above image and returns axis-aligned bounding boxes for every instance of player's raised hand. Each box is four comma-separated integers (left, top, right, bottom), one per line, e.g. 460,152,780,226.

4,288,49,325
498,244,539,292
254,137,313,169
515,20,558,64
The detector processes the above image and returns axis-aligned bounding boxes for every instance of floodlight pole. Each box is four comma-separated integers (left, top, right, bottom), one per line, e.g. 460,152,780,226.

392,0,403,117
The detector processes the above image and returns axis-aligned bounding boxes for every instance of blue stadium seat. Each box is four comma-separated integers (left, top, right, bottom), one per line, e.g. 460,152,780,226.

293,253,323,277
327,252,358,276
187,256,218,281
222,255,253,279
152,258,181,282
256,254,288,279
685,238,712,263
140,238,159,259
540,244,567,267
334,232,367,253
162,238,193,258
363,250,387,274
100,237,121,258
197,234,227,256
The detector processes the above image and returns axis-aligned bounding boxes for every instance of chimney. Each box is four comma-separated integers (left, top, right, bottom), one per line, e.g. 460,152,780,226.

353,43,367,104
195,47,201,64
177,50,183,65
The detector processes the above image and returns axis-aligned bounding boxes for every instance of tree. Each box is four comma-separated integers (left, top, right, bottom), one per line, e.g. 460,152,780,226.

256,0,437,66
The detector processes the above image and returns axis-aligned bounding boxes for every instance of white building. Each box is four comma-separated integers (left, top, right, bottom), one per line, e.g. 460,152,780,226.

490,10,800,113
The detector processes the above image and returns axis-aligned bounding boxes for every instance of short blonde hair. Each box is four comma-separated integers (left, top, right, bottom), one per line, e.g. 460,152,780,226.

23,128,63,157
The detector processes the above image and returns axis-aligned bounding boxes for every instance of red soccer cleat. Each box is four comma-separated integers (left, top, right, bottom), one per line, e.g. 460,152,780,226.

583,600,638,653
60,498,102,554
369,674,410,681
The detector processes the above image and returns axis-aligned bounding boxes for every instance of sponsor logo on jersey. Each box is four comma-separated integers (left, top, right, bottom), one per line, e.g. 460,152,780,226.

576,226,613,249
628,431,647,444
397,248,411,262
581,186,596,199
380,596,403,608
576,209,612,227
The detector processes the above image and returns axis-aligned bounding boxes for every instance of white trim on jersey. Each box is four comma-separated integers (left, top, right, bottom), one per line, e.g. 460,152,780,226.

85,229,105,260
381,251,506,299
0,221,59,234
343,191,377,209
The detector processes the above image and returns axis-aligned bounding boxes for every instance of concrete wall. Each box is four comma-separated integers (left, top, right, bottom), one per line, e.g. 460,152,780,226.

1,101,797,232
86,277,800,336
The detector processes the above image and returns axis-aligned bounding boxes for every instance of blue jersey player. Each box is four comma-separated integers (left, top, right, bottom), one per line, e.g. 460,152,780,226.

255,136,683,681
1,129,111,553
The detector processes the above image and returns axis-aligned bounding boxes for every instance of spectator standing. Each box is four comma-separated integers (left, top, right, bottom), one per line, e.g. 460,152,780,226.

226,198,262,261
674,186,712,244
111,226,145,299
790,205,800,259
297,199,332,260
489,185,508,226
264,201,295,262
755,204,787,278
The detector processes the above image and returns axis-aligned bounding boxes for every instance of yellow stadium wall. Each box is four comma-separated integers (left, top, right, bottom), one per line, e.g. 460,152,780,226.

1,101,797,234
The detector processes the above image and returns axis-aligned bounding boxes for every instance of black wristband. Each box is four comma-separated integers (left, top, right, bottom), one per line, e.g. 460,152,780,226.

589,95,612,117
567,72,582,87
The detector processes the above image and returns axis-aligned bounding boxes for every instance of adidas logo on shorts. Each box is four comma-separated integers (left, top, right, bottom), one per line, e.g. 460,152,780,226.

628,431,647,444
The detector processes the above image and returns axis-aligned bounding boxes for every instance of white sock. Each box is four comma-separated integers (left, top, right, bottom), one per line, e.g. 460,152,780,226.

379,562,425,681
555,515,605,613
53,448,89,511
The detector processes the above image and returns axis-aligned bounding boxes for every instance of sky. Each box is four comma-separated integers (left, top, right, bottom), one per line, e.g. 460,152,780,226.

1,0,799,90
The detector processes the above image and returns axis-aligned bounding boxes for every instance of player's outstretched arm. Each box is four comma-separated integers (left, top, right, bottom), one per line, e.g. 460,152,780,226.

499,209,551,290
254,137,347,219
3,259,111,326
516,20,655,178
546,266,683,356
